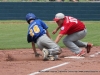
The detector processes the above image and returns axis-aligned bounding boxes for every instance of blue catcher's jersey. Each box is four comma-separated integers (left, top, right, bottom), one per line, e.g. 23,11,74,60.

27,19,48,43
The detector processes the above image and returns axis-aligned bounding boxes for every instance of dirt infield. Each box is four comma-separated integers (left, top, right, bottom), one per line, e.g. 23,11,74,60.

0,46,100,75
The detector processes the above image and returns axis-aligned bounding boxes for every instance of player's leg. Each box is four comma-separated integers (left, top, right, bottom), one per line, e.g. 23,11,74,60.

63,29,87,56
74,40,87,47
73,30,93,53
36,39,49,60
41,34,62,55
47,46,62,60
36,34,62,60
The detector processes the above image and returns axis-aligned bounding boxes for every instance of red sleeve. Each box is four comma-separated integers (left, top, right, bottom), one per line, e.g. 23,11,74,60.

59,24,71,34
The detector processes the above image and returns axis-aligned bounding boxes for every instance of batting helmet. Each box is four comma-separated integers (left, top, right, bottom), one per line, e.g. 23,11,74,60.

26,13,36,22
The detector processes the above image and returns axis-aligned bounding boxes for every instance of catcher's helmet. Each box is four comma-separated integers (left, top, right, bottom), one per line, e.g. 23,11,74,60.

26,13,36,22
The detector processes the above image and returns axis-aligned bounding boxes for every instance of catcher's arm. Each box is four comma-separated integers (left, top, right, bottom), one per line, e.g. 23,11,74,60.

52,26,61,34
31,42,41,57
55,34,64,43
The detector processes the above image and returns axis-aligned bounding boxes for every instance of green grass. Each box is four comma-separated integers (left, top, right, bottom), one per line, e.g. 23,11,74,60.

82,21,100,46
0,20,100,49
0,20,31,49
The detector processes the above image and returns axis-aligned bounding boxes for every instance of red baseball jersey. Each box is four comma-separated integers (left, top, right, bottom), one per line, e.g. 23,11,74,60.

59,16,85,35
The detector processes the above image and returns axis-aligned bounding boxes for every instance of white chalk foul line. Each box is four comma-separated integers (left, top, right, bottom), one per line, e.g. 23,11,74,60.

90,52,100,57
28,62,69,75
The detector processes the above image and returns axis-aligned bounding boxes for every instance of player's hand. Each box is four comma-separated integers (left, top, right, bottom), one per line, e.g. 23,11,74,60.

52,30,57,34
35,53,42,57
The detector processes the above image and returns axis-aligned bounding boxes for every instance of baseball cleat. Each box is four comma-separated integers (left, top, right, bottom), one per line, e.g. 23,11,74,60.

48,55,55,61
86,43,93,53
42,48,49,61
53,55,59,60
76,50,85,57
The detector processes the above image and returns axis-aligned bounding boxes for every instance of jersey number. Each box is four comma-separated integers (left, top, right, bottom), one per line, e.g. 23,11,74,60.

30,29,34,37
29,25,40,37
33,25,40,33
68,17,78,24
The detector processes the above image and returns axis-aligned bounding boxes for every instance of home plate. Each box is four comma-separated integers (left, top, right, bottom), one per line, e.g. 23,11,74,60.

64,56,85,59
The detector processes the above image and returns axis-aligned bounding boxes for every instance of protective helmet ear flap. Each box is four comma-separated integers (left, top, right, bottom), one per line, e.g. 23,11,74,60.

27,20,30,24
27,19,33,24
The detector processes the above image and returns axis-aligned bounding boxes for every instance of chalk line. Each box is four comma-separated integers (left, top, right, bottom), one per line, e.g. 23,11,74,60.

28,62,69,75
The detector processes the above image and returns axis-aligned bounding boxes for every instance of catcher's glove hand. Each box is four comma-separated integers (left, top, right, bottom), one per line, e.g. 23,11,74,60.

35,53,42,57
